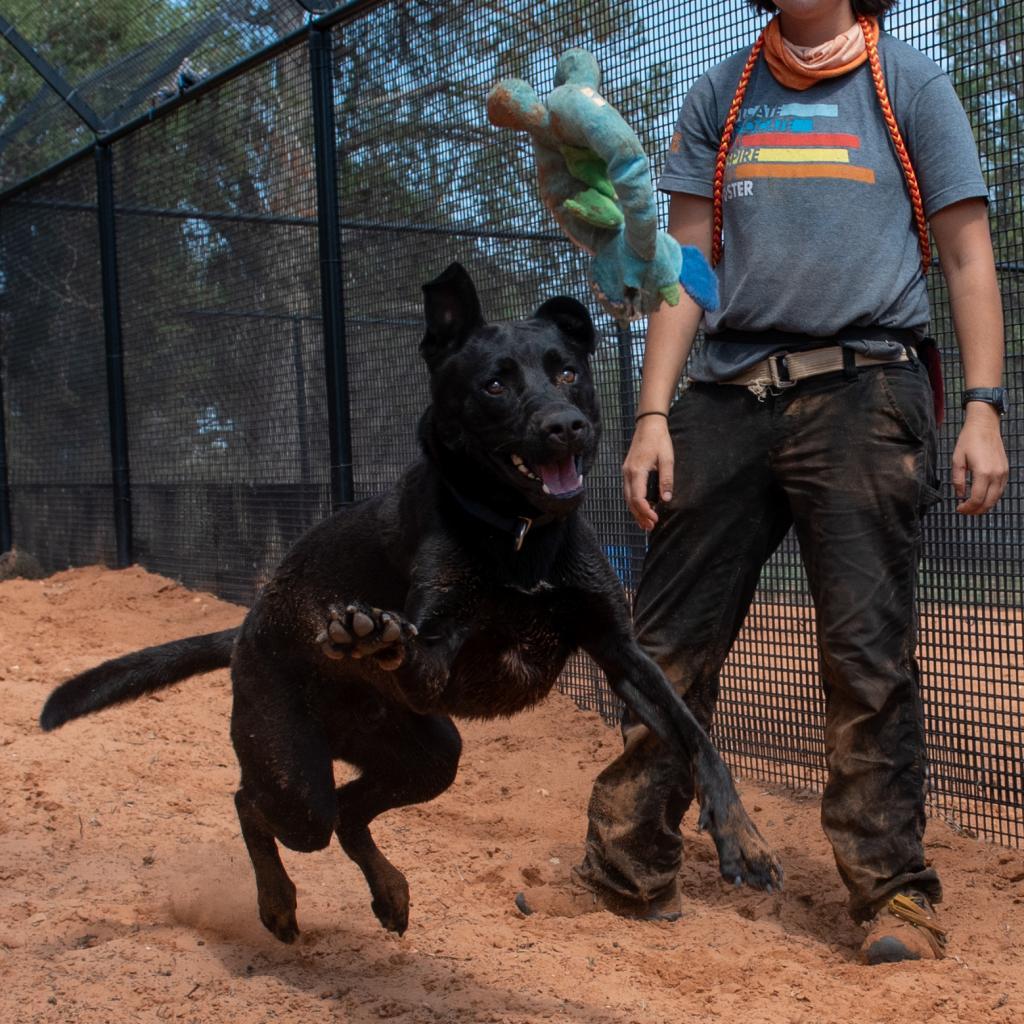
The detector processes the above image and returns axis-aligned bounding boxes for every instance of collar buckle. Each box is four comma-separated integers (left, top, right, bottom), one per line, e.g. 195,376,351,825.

513,517,534,552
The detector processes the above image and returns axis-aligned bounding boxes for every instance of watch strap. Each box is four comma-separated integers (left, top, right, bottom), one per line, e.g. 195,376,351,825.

962,387,1006,414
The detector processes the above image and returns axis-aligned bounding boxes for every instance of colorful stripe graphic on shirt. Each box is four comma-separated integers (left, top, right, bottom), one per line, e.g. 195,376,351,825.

729,103,874,185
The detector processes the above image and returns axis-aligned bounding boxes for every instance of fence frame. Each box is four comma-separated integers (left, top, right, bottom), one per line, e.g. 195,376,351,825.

0,0,1020,846
95,143,133,568
0,6,388,552
309,24,355,511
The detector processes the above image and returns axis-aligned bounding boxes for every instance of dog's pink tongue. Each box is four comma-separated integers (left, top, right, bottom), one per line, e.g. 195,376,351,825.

537,456,580,495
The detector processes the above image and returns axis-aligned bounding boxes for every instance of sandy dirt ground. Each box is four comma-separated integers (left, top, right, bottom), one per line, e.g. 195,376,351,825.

1,566,1023,1024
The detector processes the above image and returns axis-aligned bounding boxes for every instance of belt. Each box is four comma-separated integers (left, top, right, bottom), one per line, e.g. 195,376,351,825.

719,345,912,400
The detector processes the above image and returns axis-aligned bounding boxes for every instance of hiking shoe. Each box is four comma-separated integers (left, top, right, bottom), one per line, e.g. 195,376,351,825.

860,891,946,964
515,876,681,922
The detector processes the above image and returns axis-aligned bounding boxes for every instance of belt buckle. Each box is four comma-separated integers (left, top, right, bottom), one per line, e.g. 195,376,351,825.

745,353,796,401
768,354,795,392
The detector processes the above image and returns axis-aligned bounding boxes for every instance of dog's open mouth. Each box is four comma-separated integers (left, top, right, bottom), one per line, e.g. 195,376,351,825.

510,452,584,498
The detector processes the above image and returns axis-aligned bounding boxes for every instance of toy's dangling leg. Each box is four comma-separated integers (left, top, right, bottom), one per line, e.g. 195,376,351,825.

563,189,625,230
558,145,625,230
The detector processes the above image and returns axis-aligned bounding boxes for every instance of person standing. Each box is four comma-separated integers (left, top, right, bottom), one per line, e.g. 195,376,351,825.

517,0,1008,963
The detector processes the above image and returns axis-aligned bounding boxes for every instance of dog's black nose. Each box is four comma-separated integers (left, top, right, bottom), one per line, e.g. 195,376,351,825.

540,408,588,449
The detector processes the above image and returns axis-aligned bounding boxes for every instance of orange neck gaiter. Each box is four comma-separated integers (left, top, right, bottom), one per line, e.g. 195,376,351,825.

763,16,878,90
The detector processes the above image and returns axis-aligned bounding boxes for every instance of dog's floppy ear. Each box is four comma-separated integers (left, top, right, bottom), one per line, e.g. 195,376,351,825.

533,296,596,355
421,263,484,367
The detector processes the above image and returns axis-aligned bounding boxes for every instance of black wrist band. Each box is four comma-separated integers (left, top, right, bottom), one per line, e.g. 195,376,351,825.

961,387,1007,415
635,410,669,423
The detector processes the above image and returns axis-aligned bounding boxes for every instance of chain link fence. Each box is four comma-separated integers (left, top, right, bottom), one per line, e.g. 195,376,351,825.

0,0,1020,844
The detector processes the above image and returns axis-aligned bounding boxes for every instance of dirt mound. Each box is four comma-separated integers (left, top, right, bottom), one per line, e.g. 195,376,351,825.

1,567,1021,1023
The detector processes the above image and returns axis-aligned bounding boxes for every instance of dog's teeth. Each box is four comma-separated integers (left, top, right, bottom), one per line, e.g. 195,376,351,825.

511,453,524,466
577,475,584,486
542,484,551,495
517,464,531,476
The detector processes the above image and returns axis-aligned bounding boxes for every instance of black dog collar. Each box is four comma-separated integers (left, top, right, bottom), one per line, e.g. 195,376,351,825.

442,483,557,552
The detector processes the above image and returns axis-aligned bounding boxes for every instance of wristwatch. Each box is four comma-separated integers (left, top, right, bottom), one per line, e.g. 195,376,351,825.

962,387,1008,415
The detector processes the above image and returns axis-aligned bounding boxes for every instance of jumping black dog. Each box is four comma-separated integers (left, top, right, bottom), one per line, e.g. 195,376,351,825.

41,263,781,943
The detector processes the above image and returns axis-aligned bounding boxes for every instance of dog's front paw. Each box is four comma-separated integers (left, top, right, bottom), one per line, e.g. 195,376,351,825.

695,754,783,892
699,798,784,893
317,603,417,671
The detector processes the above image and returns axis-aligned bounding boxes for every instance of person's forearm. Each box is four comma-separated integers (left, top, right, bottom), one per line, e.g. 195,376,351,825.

635,296,704,415
931,200,1004,392
634,193,714,416
947,258,1003,397
930,198,1008,514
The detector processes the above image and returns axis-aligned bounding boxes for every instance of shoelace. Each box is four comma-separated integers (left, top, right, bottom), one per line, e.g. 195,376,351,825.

887,892,948,955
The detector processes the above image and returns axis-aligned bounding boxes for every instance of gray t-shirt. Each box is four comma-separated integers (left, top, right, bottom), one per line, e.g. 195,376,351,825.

658,31,988,382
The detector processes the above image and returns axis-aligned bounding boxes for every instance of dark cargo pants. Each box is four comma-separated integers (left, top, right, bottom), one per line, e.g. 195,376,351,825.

576,359,942,922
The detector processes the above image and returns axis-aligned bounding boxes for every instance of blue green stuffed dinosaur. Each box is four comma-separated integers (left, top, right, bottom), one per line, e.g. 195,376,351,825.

487,49,718,322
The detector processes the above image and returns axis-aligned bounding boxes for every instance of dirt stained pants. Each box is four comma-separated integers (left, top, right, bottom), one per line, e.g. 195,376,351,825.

577,360,942,921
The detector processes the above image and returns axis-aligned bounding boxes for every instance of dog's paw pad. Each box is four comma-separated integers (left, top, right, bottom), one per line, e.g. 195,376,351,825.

319,603,415,669
351,610,374,638
328,620,352,645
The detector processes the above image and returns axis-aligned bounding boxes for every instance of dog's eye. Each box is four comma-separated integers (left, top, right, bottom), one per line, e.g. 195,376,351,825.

483,379,505,396
556,367,577,385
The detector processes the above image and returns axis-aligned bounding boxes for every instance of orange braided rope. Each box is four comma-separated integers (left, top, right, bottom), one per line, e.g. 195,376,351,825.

712,33,764,267
712,15,931,273
861,14,931,272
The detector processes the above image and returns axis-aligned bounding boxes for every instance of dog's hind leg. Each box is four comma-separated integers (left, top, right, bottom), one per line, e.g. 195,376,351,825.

334,710,462,935
230,661,338,943
234,787,302,942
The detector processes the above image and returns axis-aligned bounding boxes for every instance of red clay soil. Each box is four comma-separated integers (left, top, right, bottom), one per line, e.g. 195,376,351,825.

1,566,1022,1024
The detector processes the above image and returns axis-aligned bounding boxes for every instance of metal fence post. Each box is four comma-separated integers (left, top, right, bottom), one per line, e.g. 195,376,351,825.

95,142,133,568
309,25,354,511
0,366,12,553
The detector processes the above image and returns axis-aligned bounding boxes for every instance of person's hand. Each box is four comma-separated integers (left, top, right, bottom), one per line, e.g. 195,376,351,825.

622,415,674,530
952,405,1008,514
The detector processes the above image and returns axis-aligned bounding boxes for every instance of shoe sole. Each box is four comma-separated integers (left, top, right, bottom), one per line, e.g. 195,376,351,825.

514,890,681,922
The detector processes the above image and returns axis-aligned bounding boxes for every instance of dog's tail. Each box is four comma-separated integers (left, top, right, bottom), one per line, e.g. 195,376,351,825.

40,628,238,732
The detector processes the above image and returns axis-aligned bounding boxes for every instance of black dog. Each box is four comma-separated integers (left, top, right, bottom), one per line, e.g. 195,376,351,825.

41,263,781,943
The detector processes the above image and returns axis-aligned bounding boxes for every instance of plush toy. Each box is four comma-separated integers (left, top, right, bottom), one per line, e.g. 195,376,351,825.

487,49,718,322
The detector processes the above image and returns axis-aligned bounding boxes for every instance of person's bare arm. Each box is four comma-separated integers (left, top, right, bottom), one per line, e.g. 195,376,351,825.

623,193,713,530
930,198,1008,515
